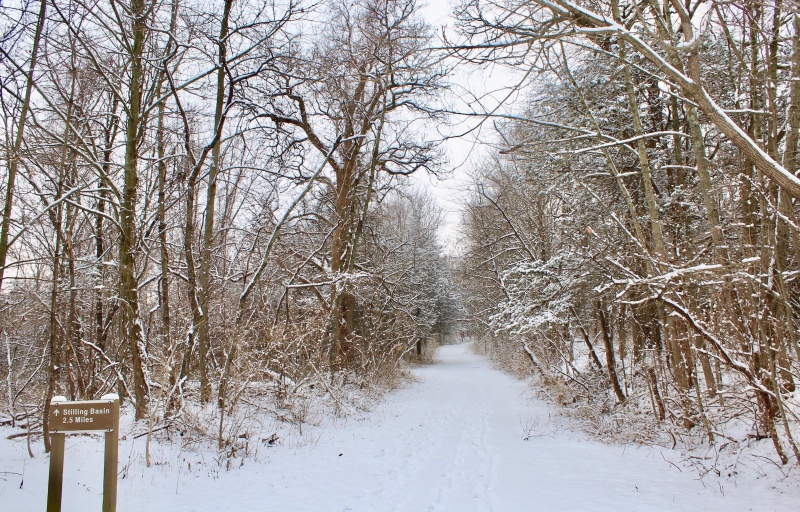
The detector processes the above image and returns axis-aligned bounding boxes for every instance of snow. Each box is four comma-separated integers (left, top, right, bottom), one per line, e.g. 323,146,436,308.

2,343,797,511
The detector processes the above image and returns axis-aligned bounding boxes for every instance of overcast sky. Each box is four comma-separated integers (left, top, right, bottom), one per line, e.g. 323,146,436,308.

415,0,527,255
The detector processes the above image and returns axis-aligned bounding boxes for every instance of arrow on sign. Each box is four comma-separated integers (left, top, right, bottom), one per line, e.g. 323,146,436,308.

54,409,60,416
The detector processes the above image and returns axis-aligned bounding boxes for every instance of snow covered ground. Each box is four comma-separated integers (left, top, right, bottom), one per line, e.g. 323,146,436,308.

2,343,798,511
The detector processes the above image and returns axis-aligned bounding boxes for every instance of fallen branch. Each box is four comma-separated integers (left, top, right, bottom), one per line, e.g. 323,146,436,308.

7,430,42,440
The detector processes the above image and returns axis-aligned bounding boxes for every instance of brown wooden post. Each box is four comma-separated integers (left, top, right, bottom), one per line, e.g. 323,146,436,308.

46,394,120,511
102,394,119,512
46,396,67,512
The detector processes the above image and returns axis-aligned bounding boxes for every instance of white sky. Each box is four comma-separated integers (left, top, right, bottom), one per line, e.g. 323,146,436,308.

415,0,527,255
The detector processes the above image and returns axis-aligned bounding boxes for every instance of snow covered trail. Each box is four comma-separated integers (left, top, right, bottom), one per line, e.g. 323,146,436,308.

1,343,796,511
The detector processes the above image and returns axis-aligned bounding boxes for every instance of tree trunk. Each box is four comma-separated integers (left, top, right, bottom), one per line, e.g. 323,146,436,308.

597,301,626,403
0,0,46,292
120,0,150,420
198,0,234,402
570,307,602,369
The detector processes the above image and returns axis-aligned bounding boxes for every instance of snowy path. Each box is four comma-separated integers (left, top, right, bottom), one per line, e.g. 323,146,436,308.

1,343,796,511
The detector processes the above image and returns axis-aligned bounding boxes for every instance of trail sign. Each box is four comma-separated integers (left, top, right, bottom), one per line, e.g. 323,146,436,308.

49,399,116,433
47,394,120,512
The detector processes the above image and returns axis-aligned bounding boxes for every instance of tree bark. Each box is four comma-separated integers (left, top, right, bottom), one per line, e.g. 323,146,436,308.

0,0,46,292
198,0,234,402
597,301,626,403
120,0,150,420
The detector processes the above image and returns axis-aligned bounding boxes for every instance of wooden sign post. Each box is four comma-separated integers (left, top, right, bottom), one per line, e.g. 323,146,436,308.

46,394,120,512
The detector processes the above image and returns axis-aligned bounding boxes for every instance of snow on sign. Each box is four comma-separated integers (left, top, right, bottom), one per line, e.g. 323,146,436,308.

48,399,115,433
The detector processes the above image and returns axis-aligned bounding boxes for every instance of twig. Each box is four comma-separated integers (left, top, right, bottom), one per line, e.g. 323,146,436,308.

7,430,42,440
133,423,172,440
308,360,353,415
659,450,683,472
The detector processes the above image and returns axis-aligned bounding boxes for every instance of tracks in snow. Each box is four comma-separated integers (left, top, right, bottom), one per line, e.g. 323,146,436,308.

119,342,798,511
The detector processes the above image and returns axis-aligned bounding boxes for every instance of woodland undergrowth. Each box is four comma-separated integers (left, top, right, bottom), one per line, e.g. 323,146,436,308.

473,336,800,486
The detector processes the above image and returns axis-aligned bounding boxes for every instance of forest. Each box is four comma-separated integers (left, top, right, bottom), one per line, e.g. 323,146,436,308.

2,0,800,474
457,0,800,465
0,0,461,455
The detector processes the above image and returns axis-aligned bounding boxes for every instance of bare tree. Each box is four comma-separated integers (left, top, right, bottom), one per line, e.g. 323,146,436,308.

263,0,444,366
